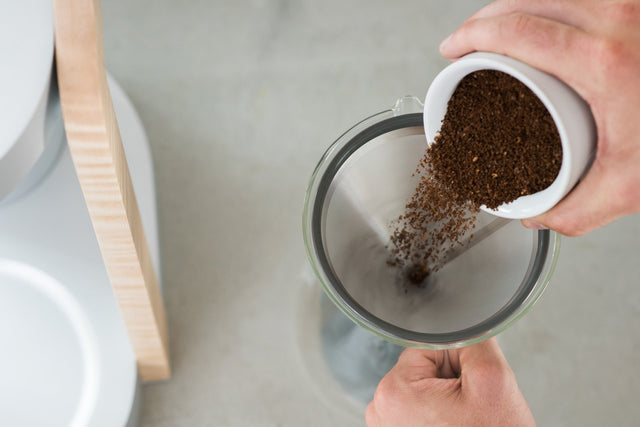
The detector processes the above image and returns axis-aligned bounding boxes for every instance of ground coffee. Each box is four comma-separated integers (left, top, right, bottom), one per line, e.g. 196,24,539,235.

430,70,562,209
388,70,562,286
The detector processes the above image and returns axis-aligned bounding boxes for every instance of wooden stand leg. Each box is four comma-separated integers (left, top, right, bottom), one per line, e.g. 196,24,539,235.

53,0,171,382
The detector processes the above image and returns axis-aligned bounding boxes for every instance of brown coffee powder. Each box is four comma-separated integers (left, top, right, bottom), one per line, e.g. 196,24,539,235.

388,70,562,287
430,70,562,210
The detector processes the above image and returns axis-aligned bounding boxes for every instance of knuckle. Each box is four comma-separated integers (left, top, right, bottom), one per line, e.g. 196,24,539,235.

501,12,571,51
624,181,640,211
604,1,640,23
507,12,534,35
365,403,378,427
591,37,628,72
457,17,481,42
371,375,395,406
474,362,516,393
478,359,509,378
610,175,640,216
368,376,398,422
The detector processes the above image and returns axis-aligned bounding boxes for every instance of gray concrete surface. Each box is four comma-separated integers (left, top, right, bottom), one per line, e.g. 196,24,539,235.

101,1,640,425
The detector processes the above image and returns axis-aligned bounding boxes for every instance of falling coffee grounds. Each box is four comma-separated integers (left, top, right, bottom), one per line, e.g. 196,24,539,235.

389,70,562,286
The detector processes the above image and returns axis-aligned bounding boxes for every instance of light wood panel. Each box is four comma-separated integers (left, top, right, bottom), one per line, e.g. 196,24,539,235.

53,0,170,381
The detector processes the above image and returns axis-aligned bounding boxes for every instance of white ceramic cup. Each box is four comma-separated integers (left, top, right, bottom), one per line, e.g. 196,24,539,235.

424,52,596,219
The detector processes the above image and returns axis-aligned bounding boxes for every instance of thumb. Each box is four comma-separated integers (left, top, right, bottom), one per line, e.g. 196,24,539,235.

455,340,535,426
456,338,513,388
457,337,508,370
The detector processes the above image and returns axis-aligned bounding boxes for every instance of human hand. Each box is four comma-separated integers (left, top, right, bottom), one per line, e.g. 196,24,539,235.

366,338,534,427
439,0,640,236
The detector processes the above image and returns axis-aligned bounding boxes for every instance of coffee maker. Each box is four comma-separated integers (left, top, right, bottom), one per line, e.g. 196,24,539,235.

0,1,164,425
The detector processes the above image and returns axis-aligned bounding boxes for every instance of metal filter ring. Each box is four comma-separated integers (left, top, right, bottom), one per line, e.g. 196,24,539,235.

309,112,551,345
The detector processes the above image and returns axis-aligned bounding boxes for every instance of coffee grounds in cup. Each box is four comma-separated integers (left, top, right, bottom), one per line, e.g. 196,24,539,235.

388,70,562,287
430,70,562,210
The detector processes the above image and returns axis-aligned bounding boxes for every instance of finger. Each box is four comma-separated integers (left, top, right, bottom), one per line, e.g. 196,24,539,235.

438,349,459,379
395,347,464,379
368,351,458,426
521,156,633,236
439,13,597,100
395,348,440,379
454,338,515,396
455,339,535,424
456,338,509,374
466,0,599,31
365,402,380,427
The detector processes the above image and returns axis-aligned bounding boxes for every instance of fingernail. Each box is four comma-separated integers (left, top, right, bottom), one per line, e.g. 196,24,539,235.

522,220,548,230
439,34,453,52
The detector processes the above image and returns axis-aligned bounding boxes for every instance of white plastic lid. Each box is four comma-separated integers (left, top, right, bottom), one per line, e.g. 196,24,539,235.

0,0,54,199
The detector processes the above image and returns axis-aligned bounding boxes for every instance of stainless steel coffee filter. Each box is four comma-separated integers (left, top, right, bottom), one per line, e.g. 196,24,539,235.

303,97,560,348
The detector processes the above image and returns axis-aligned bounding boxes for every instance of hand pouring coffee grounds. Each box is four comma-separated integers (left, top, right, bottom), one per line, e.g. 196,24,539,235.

388,70,562,285
424,52,596,219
